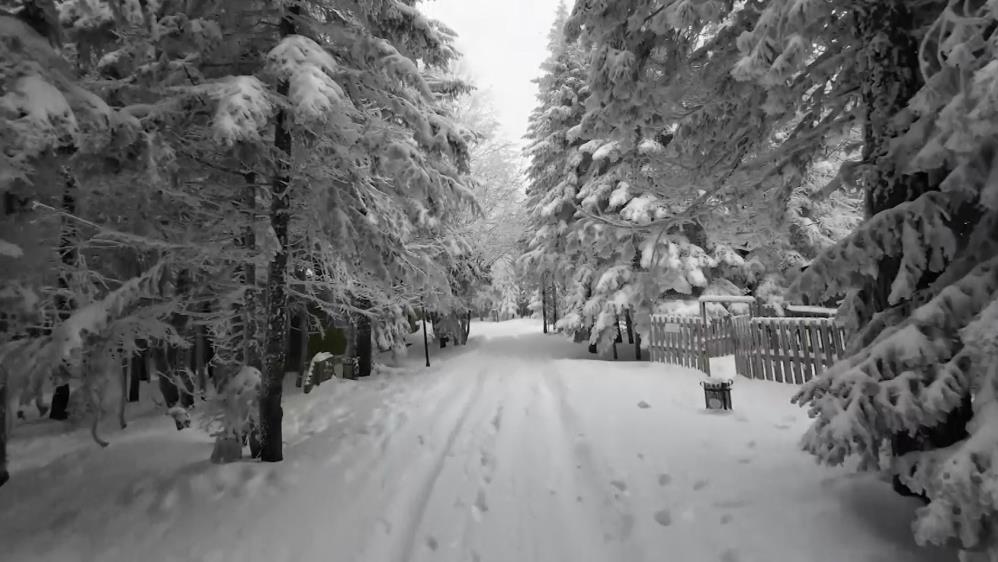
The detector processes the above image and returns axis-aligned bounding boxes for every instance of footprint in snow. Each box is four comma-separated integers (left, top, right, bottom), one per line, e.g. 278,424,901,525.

491,406,504,432
658,473,672,486
653,509,673,527
474,489,489,514
693,479,709,491
713,499,749,509
738,457,753,465
611,480,628,492
746,440,756,449
637,453,645,460
773,423,792,430
720,548,740,562
638,401,651,409
720,514,733,525
426,536,439,551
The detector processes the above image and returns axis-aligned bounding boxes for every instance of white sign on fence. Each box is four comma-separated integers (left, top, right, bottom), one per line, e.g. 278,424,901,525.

664,323,681,334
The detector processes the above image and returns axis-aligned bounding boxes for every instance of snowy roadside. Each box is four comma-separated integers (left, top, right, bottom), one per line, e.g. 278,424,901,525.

0,319,954,562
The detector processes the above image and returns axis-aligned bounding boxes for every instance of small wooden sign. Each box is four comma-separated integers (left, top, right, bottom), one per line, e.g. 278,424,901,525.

664,323,681,334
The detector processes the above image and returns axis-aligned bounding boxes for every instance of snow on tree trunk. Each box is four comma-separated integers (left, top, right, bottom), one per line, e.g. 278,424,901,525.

854,0,934,322
625,309,634,344
258,4,298,464
242,171,261,371
551,281,558,330
542,283,548,333
213,170,261,463
852,0,972,495
50,163,79,421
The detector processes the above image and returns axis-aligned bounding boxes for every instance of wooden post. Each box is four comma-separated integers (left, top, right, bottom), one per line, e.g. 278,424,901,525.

128,349,143,402
551,281,558,331
624,309,634,344
422,306,430,368
700,319,711,377
464,310,471,343
541,284,548,333
297,311,309,384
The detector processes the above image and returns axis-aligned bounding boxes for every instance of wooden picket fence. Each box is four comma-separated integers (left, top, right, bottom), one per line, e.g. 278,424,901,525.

731,316,848,383
649,314,848,384
704,317,735,357
648,315,710,372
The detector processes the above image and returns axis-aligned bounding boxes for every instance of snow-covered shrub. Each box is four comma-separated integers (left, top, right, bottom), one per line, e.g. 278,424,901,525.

205,365,260,464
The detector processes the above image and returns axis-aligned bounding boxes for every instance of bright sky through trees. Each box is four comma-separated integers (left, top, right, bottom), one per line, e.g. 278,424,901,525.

421,0,564,145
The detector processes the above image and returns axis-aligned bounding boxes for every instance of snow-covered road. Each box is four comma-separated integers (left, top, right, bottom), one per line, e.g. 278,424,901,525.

0,320,953,562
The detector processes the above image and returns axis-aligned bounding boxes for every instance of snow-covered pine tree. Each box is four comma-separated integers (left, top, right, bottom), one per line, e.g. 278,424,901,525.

756,2,998,556
249,0,475,457
2,0,479,469
522,1,591,335
53,0,273,460
564,6,992,544
0,1,200,468
546,1,862,351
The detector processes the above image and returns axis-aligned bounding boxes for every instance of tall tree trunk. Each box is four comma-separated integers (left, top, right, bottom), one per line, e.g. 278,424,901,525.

625,309,634,344
630,245,642,360
550,281,558,331
354,298,373,378
855,0,933,318
257,3,298,463
297,309,309,381
128,351,143,402
50,164,79,420
854,0,970,497
194,314,207,396
244,171,263,458
242,171,261,370
214,171,259,463
541,282,548,334
422,305,430,367
464,311,471,342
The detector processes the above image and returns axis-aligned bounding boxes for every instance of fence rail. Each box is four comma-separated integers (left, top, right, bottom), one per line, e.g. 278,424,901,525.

648,313,848,384
648,315,708,373
731,316,847,383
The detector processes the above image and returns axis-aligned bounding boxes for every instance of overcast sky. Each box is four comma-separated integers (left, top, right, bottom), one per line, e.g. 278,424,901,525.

421,0,566,146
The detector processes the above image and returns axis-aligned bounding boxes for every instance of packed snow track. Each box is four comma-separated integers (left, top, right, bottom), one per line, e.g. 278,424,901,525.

0,320,951,562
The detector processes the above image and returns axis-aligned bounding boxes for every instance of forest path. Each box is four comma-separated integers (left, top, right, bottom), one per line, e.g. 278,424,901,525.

0,320,950,562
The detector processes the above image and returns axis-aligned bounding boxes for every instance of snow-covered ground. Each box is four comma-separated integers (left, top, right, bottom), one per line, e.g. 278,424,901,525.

0,319,953,562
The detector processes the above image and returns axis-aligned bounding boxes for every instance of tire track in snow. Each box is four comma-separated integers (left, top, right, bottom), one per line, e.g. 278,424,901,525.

449,368,514,562
537,368,645,561
392,367,488,562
